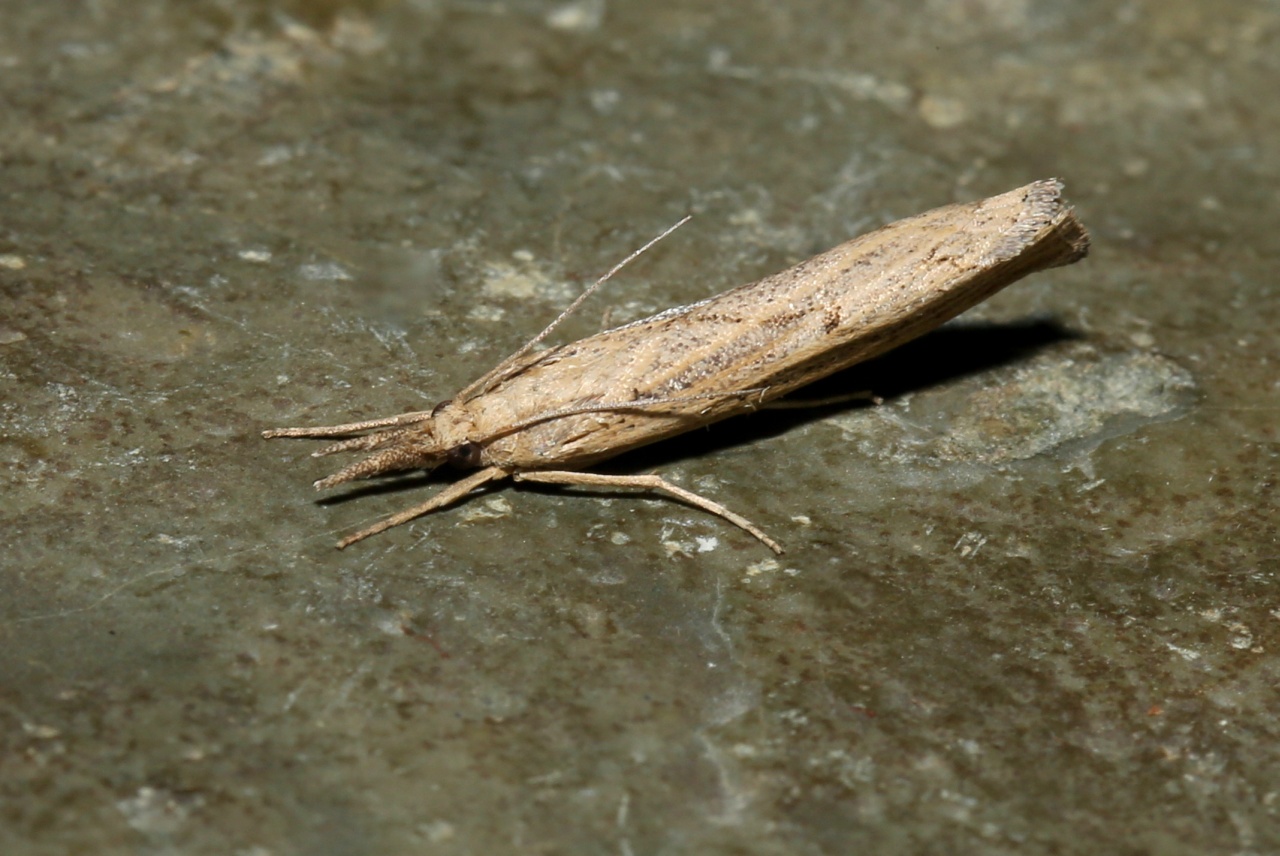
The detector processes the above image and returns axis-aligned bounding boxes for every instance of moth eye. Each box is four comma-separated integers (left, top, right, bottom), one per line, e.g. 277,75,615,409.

447,441,482,468
431,398,453,418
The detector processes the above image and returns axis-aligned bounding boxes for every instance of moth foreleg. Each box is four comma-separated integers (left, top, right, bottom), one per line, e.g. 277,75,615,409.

336,465,508,549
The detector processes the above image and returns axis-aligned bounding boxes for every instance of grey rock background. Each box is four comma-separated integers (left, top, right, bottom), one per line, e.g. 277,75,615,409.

2,1,1276,853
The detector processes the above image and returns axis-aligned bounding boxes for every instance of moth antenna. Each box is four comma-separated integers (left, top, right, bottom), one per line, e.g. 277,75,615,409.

455,215,693,405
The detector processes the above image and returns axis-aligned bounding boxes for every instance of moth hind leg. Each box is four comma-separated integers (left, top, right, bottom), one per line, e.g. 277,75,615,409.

763,390,881,410
512,470,784,554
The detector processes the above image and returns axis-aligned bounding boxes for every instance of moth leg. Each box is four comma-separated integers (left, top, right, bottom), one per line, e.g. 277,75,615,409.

263,410,434,440
336,466,508,549
513,470,784,554
763,391,881,409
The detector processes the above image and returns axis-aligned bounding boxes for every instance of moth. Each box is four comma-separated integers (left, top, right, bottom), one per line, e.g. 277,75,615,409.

265,179,1089,552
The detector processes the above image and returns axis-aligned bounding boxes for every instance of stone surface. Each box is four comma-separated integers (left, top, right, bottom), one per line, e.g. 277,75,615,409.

2,1,1277,853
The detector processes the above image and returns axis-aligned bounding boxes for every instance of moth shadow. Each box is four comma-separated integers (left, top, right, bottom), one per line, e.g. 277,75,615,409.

316,471,449,506
836,316,1079,400
593,317,1080,473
